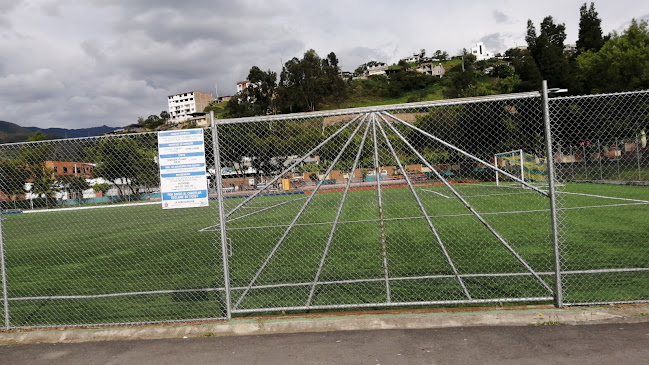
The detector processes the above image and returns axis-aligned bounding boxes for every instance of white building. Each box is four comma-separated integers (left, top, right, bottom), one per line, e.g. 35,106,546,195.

236,80,251,94
470,42,494,61
367,63,388,76
416,63,446,77
402,55,420,64
167,91,215,124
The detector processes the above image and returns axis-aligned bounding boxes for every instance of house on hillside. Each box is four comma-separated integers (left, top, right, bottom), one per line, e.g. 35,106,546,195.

236,80,251,94
416,63,446,77
367,63,388,76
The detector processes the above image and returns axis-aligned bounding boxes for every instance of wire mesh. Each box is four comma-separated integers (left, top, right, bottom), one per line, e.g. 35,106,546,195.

0,131,226,327
0,89,647,328
549,90,649,305
217,93,557,314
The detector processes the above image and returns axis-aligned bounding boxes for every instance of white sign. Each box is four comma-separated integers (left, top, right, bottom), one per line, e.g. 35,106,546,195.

158,129,209,209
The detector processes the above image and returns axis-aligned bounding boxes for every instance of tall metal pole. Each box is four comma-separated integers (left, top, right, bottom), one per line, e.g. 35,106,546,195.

542,81,563,307
637,135,642,181
494,155,500,186
570,146,574,180
519,149,525,187
582,143,587,180
211,111,232,320
616,139,621,180
0,211,10,329
597,139,603,180
371,115,391,303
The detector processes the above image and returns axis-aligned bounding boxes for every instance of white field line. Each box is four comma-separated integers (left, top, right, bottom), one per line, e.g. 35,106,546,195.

462,183,648,203
13,267,648,302
220,201,649,230
200,197,307,232
420,189,452,199
21,201,160,214
560,191,649,204
463,192,534,198
228,197,306,222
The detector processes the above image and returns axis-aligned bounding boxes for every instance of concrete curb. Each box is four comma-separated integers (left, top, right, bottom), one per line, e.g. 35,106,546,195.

2,304,649,345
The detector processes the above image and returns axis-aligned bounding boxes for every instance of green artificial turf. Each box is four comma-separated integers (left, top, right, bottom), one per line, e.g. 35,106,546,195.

1,182,647,326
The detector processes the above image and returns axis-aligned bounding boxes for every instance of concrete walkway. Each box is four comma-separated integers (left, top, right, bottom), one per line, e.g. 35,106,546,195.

2,321,649,364
1,304,648,345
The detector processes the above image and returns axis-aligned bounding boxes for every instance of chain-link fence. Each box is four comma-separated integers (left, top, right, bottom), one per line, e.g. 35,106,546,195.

0,88,647,329
549,90,649,306
0,131,227,328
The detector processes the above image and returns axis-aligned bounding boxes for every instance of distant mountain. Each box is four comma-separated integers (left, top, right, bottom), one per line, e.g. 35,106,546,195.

25,125,119,138
0,121,121,143
0,120,48,143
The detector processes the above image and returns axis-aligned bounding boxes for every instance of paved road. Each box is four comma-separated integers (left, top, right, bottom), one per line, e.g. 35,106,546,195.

2,322,649,364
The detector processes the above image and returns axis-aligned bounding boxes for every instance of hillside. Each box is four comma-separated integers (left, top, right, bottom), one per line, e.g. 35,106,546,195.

25,125,118,138
0,121,119,143
0,121,45,143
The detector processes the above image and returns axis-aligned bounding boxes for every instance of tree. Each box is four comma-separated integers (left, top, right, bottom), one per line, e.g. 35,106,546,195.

576,2,604,54
59,175,90,203
277,50,346,113
30,168,59,208
509,48,543,91
433,50,449,61
27,131,48,142
224,93,258,118
248,66,278,114
526,16,577,90
136,111,169,130
323,52,348,107
92,183,111,197
492,64,516,79
577,19,649,93
92,136,158,200
354,60,381,76
0,159,29,207
18,139,59,208
444,53,479,98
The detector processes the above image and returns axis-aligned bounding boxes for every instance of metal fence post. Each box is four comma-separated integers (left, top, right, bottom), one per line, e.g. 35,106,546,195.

0,211,10,329
597,139,603,180
542,80,563,307
637,135,642,181
211,111,232,320
616,139,621,179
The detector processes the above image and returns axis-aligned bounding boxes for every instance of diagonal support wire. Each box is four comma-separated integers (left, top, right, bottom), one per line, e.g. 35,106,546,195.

371,114,392,302
225,114,364,219
382,111,549,197
306,119,372,306
375,114,472,300
379,113,553,294
234,116,368,309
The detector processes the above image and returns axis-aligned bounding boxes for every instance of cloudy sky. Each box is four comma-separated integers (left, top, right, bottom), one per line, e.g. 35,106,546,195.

1,0,647,129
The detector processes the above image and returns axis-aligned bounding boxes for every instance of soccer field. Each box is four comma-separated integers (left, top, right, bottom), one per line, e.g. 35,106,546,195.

2,182,648,326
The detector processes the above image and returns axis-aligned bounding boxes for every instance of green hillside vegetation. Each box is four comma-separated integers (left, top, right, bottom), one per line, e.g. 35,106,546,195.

0,121,34,143
216,3,649,120
0,121,61,143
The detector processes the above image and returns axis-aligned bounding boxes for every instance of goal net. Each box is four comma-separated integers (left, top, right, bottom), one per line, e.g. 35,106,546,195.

494,149,548,186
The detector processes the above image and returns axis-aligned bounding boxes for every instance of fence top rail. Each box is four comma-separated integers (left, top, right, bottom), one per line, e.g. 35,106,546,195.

550,89,649,101
0,129,161,147
213,91,542,125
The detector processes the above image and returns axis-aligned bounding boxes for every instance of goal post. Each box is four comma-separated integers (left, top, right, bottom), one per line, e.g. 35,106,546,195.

495,149,549,187
494,149,524,186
